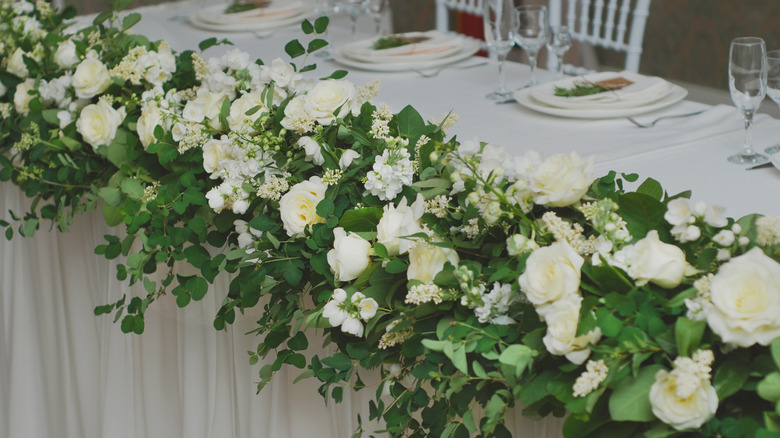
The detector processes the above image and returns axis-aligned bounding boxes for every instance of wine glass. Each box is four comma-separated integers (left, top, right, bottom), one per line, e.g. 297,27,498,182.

512,5,548,88
547,25,572,79
314,0,337,58
338,0,369,41
483,0,515,100
765,49,780,155
367,0,388,36
728,36,768,165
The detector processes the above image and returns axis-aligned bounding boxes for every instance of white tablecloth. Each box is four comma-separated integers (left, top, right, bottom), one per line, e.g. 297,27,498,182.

2,2,779,437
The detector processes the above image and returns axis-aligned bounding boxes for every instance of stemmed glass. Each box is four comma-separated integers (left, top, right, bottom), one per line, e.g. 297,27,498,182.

728,36,768,164
314,0,337,58
367,0,389,36
765,49,780,155
483,0,515,100
547,25,572,79
512,5,548,88
338,0,370,41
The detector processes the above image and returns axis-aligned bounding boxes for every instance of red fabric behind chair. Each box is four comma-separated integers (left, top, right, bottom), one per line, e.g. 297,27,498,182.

454,11,487,57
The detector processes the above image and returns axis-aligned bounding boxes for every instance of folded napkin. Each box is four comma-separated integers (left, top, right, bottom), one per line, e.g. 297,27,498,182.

195,1,303,25
341,31,464,64
530,71,673,110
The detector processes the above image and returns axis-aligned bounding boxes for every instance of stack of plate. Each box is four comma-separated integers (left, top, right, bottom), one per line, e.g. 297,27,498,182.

334,30,481,72
513,71,688,119
189,1,312,32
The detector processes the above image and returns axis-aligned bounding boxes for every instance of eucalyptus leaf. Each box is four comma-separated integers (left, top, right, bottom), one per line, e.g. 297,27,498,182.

608,364,663,422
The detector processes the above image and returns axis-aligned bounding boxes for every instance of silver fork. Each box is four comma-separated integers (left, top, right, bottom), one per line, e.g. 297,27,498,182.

625,110,706,128
412,61,488,78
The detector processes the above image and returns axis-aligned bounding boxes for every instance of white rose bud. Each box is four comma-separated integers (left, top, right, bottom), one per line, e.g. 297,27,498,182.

136,104,163,148
72,52,112,99
535,294,601,364
303,79,357,125
7,48,29,78
528,151,594,207
407,241,459,284
13,79,36,115
227,91,266,133
54,39,80,69
327,227,372,282
278,176,327,237
518,242,583,306
376,195,425,256
76,100,126,149
298,136,324,166
627,230,686,289
202,137,231,175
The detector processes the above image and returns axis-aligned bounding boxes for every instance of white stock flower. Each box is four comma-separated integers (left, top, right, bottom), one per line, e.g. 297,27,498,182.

54,39,80,69
304,79,358,125
298,136,324,165
376,194,425,256
39,75,72,108
627,230,686,289
72,52,112,99
528,152,594,207
13,79,36,115
76,100,126,149
278,176,327,236
518,242,583,306
327,227,372,282
8,48,30,78
407,241,459,284
136,104,163,148
650,368,718,430
339,149,360,169
227,91,266,133
704,247,780,347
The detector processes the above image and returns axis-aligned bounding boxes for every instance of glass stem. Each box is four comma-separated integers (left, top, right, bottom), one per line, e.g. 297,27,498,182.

351,16,358,41
528,52,538,86
497,54,507,94
743,111,756,156
374,17,381,35
556,54,564,78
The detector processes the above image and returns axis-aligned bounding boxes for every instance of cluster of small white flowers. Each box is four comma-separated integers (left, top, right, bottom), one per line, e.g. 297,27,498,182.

175,122,209,153
206,180,250,214
405,283,444,305
322,289,379,338
466,186,503,225
191,53,208,80
140,181,160,203
364,141,414,200
34,0,52,17
369,103,392,139
379,320,414,349
38,74,72,109
459,217,481,239
461,281,517,324
12,131,34,151
572,359,609,397
670,350,714,399
357,79,380,103
0,102,12,118
256,173,289,201
430,112,459,133
417,135,430,147
756,215,780,246
321,168,343,186
506,233,539,256
685,273,714,321
542,211,597,256
579,200,631,245
665,198,728,243
424,195,450,218
110,46,148,84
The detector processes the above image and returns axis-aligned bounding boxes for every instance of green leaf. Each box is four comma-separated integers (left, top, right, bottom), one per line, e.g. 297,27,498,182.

498,344,537,378
301,18,314,34
397,105,425,139
103,204,123,227
636,177,664,201
313,16,329,33
321,352,352,370
713,357,750,400
619,192,666,238
760,373,780,403
120,178,144,200
307,38,328,53
595,308,622,337
675,317,705,357
187,277,208,301
121,12,141,30
199,37,217,51
771,337,780,368
384,259,408,274
316,198,335,218
339,207,382,232
288,331,309,351
98,186,122,206
284,40,306,58
608,364,663,422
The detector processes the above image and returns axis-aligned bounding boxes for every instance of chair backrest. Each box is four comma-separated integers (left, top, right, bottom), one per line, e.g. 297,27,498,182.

436,0,484,35
547,0,652,74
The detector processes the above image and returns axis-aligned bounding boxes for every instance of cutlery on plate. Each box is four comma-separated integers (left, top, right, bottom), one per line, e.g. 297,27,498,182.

625,110,706,128
746,162,774,170
412,60,488,78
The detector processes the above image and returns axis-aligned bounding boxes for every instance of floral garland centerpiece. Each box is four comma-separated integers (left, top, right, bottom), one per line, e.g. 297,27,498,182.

3,1,780,437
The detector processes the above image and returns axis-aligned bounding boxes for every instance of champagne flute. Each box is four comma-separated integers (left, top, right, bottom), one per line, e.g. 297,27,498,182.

765,49,780,155
728,36,768,164
338,0,369,41
315,0,337,58
367,0,388,36
512,5,548,88
547,25,572,79
483,0,514,100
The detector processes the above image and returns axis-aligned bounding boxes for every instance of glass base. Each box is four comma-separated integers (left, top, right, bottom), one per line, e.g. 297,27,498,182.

728,152,768,164
766,145,780,155
486,90,513,101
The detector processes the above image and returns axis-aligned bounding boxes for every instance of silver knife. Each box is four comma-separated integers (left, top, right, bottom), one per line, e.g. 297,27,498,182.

746,162,774,170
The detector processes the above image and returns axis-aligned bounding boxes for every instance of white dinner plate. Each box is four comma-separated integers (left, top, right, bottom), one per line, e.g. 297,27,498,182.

340,31,465,64
332,39,481,72
194,1,304,24
188,5,312,32
513,83,688,119
771,152,780,171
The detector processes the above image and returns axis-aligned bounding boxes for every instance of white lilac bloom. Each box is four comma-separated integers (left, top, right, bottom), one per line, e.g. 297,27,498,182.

364,145,414,201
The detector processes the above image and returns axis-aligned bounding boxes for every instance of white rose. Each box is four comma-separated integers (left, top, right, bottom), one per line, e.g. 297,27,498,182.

304,79,357,125
407,241,459,284
298,136,324,165
72,52,112,99
202,137,232,174
377,195,425,256
227,91,267,133
627,230,686,289
478,143,508,179
278,176,327,237
183,89,229,130
528,152,594,207
649,368,718,430
76,100,126,149
704,247,780,347
339,149,360,169
0,80,6,98
8,48,29,78
261,58,301,88
341,316,364,337
221,48,251,71
536,294,599,364
327,227,372,282
54,40,80,69
136,104,163,148
518,242,583,306
13,79,36,115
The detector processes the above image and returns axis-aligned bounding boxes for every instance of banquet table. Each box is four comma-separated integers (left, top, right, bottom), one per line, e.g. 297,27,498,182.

3,2,780,438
